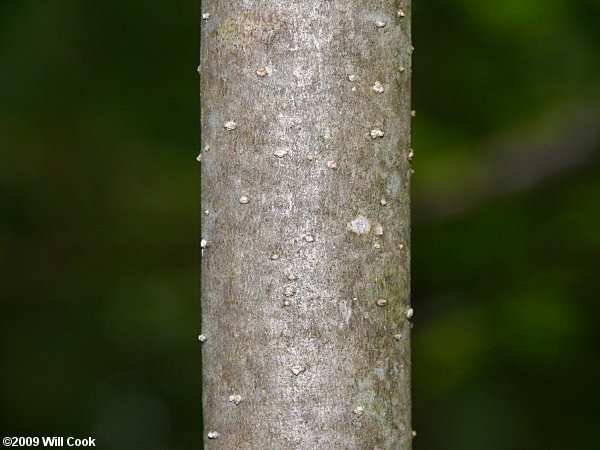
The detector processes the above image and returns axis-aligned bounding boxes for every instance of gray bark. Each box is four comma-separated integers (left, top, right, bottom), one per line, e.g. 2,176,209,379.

200,1,412,448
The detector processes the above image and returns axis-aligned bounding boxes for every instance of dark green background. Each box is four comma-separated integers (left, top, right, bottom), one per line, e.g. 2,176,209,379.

1,1,598,448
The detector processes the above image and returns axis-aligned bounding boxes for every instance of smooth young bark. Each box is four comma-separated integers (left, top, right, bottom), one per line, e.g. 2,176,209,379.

200,1,412,448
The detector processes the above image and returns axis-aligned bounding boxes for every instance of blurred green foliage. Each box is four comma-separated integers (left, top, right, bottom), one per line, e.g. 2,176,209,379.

1,1,599,449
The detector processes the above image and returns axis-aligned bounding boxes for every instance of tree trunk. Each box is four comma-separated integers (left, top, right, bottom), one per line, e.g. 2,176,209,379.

200,1,412,448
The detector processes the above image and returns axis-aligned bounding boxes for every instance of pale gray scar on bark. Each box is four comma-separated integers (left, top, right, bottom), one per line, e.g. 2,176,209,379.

347,215,372,234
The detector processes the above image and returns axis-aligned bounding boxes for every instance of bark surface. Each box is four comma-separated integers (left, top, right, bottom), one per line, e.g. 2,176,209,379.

201,1,412,448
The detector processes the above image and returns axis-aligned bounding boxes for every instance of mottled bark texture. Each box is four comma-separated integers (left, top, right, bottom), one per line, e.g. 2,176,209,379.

200,1,412,448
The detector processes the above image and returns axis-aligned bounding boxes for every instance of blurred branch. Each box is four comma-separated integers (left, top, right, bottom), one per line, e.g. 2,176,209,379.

415,91,600,221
